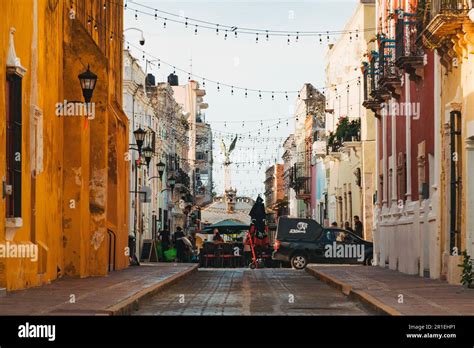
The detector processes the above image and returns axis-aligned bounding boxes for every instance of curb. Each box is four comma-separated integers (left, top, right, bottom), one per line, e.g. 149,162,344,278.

106,264,199,315
305,267,402,316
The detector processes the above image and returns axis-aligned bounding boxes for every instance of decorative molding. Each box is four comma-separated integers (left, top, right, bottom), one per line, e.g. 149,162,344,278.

6,27,27,77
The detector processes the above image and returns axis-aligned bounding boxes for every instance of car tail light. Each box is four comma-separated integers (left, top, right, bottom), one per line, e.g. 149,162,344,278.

274,239,281,251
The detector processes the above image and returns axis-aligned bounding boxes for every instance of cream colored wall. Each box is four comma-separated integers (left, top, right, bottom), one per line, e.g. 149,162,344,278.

324,1,375,235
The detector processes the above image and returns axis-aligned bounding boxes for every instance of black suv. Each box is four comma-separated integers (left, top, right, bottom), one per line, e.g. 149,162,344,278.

272,218,373,269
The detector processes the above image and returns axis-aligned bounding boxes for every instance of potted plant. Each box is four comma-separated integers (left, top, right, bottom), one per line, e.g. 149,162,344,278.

458,251,473,289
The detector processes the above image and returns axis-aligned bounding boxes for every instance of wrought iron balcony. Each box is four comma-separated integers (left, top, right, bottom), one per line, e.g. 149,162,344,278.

395,10,426,79
362,58,384,112
423,0,473,49
292,163,311,200
377,37,402,98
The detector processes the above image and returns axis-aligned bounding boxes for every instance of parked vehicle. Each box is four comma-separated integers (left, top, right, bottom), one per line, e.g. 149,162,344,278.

272,218,373,270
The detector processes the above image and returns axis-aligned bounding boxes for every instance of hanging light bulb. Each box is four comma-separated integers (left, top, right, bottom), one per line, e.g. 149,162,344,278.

287,34,290,45
216,24,219,35
135,10,138,20
296,32,299,42
327,31,330,41
163,18,167,28
266,30,269,41
231,86,234,95
234,31,238,38
245,89,248,98
185,18,189,28
272,92,275,101
256,33,259,43
202,78,206,87
154,10,157,20
157,59,161,69
217,83,220,92
259,90,262,99
319,34,322,44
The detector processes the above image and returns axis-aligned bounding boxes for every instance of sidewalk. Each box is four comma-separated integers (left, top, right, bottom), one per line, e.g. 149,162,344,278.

0,263,197,315
306,265,474,315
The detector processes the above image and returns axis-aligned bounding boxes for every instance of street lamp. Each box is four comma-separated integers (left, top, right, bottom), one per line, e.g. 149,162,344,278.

168,176,176,191
133,128,147,153
141,146,154,169
78,65,98,103
124,28,146,46
157,161,166,179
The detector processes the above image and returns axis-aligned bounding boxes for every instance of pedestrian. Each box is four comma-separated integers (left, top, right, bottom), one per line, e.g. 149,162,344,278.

354,216,363,239
173,226,186,262
212,228,224,244
243,234,252,266
331,221,338,228
160,226,171,252
344,221,354,233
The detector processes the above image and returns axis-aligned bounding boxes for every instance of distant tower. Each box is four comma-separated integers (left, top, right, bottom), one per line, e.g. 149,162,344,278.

225,188,237,213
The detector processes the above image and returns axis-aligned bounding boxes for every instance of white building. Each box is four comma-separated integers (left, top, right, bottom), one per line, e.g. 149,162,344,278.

123,49,158,258
323,0,376,236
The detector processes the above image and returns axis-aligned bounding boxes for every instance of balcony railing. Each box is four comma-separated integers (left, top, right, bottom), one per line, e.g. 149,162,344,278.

395,10,425,78
431,0,473,18
290,163,311,199
362,57,384,112
377,38,402,98
423,0,473,49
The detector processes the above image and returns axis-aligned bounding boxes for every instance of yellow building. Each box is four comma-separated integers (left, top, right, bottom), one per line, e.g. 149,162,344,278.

422,0,474,283
0,0,129,291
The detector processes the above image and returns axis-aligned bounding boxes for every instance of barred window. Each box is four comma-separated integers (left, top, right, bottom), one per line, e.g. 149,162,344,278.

6,73,22,218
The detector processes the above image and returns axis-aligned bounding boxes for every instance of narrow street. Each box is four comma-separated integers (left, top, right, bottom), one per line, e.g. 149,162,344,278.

133,269,372,315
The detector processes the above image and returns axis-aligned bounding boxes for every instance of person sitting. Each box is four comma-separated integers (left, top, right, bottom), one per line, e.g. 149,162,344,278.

212,228,224,244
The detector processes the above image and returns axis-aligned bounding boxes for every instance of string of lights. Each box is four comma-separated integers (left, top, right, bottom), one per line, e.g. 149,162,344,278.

122,0,376,40
73,6,364,99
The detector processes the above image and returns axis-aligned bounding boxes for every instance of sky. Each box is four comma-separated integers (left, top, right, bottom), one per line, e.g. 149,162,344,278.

124,0,359,198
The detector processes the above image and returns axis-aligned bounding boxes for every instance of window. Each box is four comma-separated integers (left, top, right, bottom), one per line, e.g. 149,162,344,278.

6,73,22,218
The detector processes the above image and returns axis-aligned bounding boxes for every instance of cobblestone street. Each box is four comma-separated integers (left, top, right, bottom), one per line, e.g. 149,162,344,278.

133,269,373,315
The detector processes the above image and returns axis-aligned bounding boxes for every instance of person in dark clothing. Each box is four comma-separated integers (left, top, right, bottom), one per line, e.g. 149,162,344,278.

212,228,224,243
331,221,338,227
173,226,186,262
249,195,266,234
354,216,364,239
160,227,171,251
344,221,354,233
